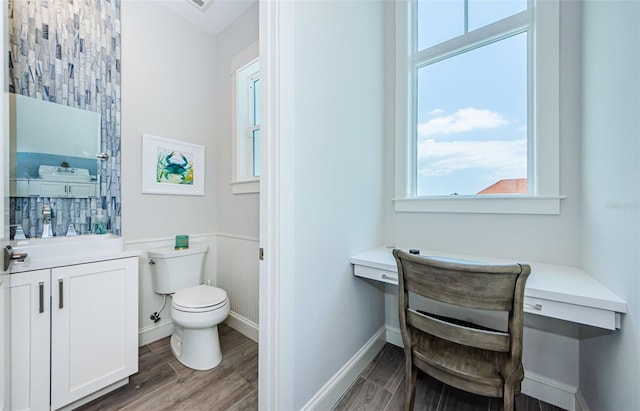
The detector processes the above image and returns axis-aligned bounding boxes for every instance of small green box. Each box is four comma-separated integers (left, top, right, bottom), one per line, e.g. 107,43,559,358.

175,235,189,250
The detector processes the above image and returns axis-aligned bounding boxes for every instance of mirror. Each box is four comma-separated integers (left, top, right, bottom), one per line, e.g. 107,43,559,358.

9,94,101,198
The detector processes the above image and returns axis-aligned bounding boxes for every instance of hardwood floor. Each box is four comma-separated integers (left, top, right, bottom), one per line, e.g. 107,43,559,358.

77,324,258,411
77,328,566,411
333,343,568,411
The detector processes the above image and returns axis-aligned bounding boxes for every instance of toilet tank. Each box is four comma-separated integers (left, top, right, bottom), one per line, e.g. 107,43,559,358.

148,245,208,294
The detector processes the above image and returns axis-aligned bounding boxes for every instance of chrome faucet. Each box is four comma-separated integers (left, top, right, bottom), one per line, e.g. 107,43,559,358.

41,205,53,238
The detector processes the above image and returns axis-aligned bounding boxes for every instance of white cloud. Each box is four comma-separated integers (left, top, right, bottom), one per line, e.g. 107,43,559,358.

417,138,527,177
418,107,508,137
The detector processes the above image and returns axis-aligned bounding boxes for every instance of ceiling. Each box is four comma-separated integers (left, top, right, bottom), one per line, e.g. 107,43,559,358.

157,0,257,38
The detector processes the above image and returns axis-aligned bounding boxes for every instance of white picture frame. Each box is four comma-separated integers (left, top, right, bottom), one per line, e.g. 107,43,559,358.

142,134,205,196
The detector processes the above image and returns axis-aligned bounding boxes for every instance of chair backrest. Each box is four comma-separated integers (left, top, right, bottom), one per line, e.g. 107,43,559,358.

393,249,530,358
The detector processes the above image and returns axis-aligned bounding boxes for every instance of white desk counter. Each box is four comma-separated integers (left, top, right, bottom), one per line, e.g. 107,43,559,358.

351,247,627,330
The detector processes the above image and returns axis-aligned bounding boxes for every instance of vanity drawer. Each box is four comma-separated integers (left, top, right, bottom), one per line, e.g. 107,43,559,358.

524,296,618,330
353,265,398,285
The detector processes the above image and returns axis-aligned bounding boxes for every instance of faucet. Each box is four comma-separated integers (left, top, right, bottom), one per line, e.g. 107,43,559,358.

41,205,53,238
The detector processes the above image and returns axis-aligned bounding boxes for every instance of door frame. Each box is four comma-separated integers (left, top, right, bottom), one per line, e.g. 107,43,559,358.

258,1,296,409
1,0,12,409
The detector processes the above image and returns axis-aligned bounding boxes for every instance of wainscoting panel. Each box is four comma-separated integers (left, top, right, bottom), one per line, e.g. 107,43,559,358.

126,234,218,346
128,233,259,346
216,234,260,327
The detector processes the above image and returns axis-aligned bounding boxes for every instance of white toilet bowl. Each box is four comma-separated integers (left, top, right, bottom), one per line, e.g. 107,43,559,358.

169,284,230,371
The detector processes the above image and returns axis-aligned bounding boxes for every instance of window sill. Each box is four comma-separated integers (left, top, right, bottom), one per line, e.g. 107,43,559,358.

393,195,566,215
231,179,260,194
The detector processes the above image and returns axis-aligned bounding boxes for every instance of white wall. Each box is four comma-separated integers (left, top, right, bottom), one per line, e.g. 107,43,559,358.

383,2,583,267
283,2,387,408
212,3,260,340
120,0,218,241
120,1,219,341
261,0,387,407
214,2,259,239
380,1,586,407
580,1,640,409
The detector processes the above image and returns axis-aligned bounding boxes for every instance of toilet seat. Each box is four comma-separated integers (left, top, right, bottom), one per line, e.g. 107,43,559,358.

172,284,228,313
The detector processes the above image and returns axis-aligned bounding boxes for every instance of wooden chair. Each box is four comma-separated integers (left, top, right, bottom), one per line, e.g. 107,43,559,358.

393,249,531,411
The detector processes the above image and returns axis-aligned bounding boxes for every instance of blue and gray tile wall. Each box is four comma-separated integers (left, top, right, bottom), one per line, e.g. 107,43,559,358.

8,0,122,238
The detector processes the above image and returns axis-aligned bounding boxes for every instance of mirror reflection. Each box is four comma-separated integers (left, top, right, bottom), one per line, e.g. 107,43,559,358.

9,93,101,198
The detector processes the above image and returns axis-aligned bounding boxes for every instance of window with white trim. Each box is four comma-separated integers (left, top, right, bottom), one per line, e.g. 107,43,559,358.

394,0,563,214
238,59,260,179
232,56,260,194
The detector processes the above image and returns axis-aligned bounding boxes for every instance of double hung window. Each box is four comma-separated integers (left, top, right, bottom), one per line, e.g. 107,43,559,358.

232,54,260,194
394,0,562,214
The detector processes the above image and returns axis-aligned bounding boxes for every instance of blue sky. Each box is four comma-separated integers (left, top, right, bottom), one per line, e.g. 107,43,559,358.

415,1,528,196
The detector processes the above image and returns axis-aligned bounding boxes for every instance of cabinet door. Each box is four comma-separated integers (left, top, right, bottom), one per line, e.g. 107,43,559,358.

9,179,30,197
50,258,138,410
33,181,68,197
10,270,51,411
66,183,97,198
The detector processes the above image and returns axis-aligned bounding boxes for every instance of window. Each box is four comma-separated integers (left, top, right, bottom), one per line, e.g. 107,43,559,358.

394,0,563,214
232,46,260,194
247,68,261,178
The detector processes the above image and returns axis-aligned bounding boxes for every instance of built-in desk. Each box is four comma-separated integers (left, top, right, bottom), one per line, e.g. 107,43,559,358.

352,247,628,410
351,247,627,330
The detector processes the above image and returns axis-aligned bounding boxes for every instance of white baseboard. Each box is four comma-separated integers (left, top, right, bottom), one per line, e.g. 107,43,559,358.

138,320,174,346
522,370,577,411
385,325,578,411
386,325,403,348
225,311,259,343
139,312,258,347
300,327,387,411
575,390,591,411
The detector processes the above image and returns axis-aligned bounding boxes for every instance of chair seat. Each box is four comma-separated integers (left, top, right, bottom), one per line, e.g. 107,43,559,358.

412,330,519,398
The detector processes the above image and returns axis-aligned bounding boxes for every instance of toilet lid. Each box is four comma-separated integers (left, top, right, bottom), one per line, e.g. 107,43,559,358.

172,285,228,309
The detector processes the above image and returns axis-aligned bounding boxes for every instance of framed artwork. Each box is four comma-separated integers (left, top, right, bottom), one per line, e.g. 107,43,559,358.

142,134,205,196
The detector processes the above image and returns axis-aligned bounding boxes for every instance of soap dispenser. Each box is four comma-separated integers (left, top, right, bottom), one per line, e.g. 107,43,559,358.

41,205,53,239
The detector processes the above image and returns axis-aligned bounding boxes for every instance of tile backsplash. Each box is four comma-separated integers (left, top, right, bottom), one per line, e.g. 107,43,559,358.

7,0,122,238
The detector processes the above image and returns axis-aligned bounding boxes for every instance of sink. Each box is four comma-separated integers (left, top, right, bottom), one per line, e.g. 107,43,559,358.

38,165,92,182
10,234,124,264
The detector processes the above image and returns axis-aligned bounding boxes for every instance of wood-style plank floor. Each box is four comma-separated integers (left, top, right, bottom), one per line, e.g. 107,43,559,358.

77,326,566,411
333,343,568,411
77,324,258,411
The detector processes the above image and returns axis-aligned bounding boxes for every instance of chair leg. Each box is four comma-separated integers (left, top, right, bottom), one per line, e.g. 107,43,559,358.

503,386,515,411
403,361,417,411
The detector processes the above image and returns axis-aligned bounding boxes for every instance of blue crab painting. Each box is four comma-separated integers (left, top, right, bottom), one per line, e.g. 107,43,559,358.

156,150,194,185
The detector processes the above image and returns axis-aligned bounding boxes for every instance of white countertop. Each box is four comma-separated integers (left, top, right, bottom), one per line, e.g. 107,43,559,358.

9,234,142,274
351,246,627,329
10,249,142,273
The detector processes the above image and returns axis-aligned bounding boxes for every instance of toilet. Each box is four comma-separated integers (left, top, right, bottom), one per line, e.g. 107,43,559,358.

148,244,230,371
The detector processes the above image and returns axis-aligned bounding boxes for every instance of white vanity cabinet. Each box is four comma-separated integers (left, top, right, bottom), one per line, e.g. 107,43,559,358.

10,178,98,198
9,269,51,411
10,257,138,411
36,180,98,198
